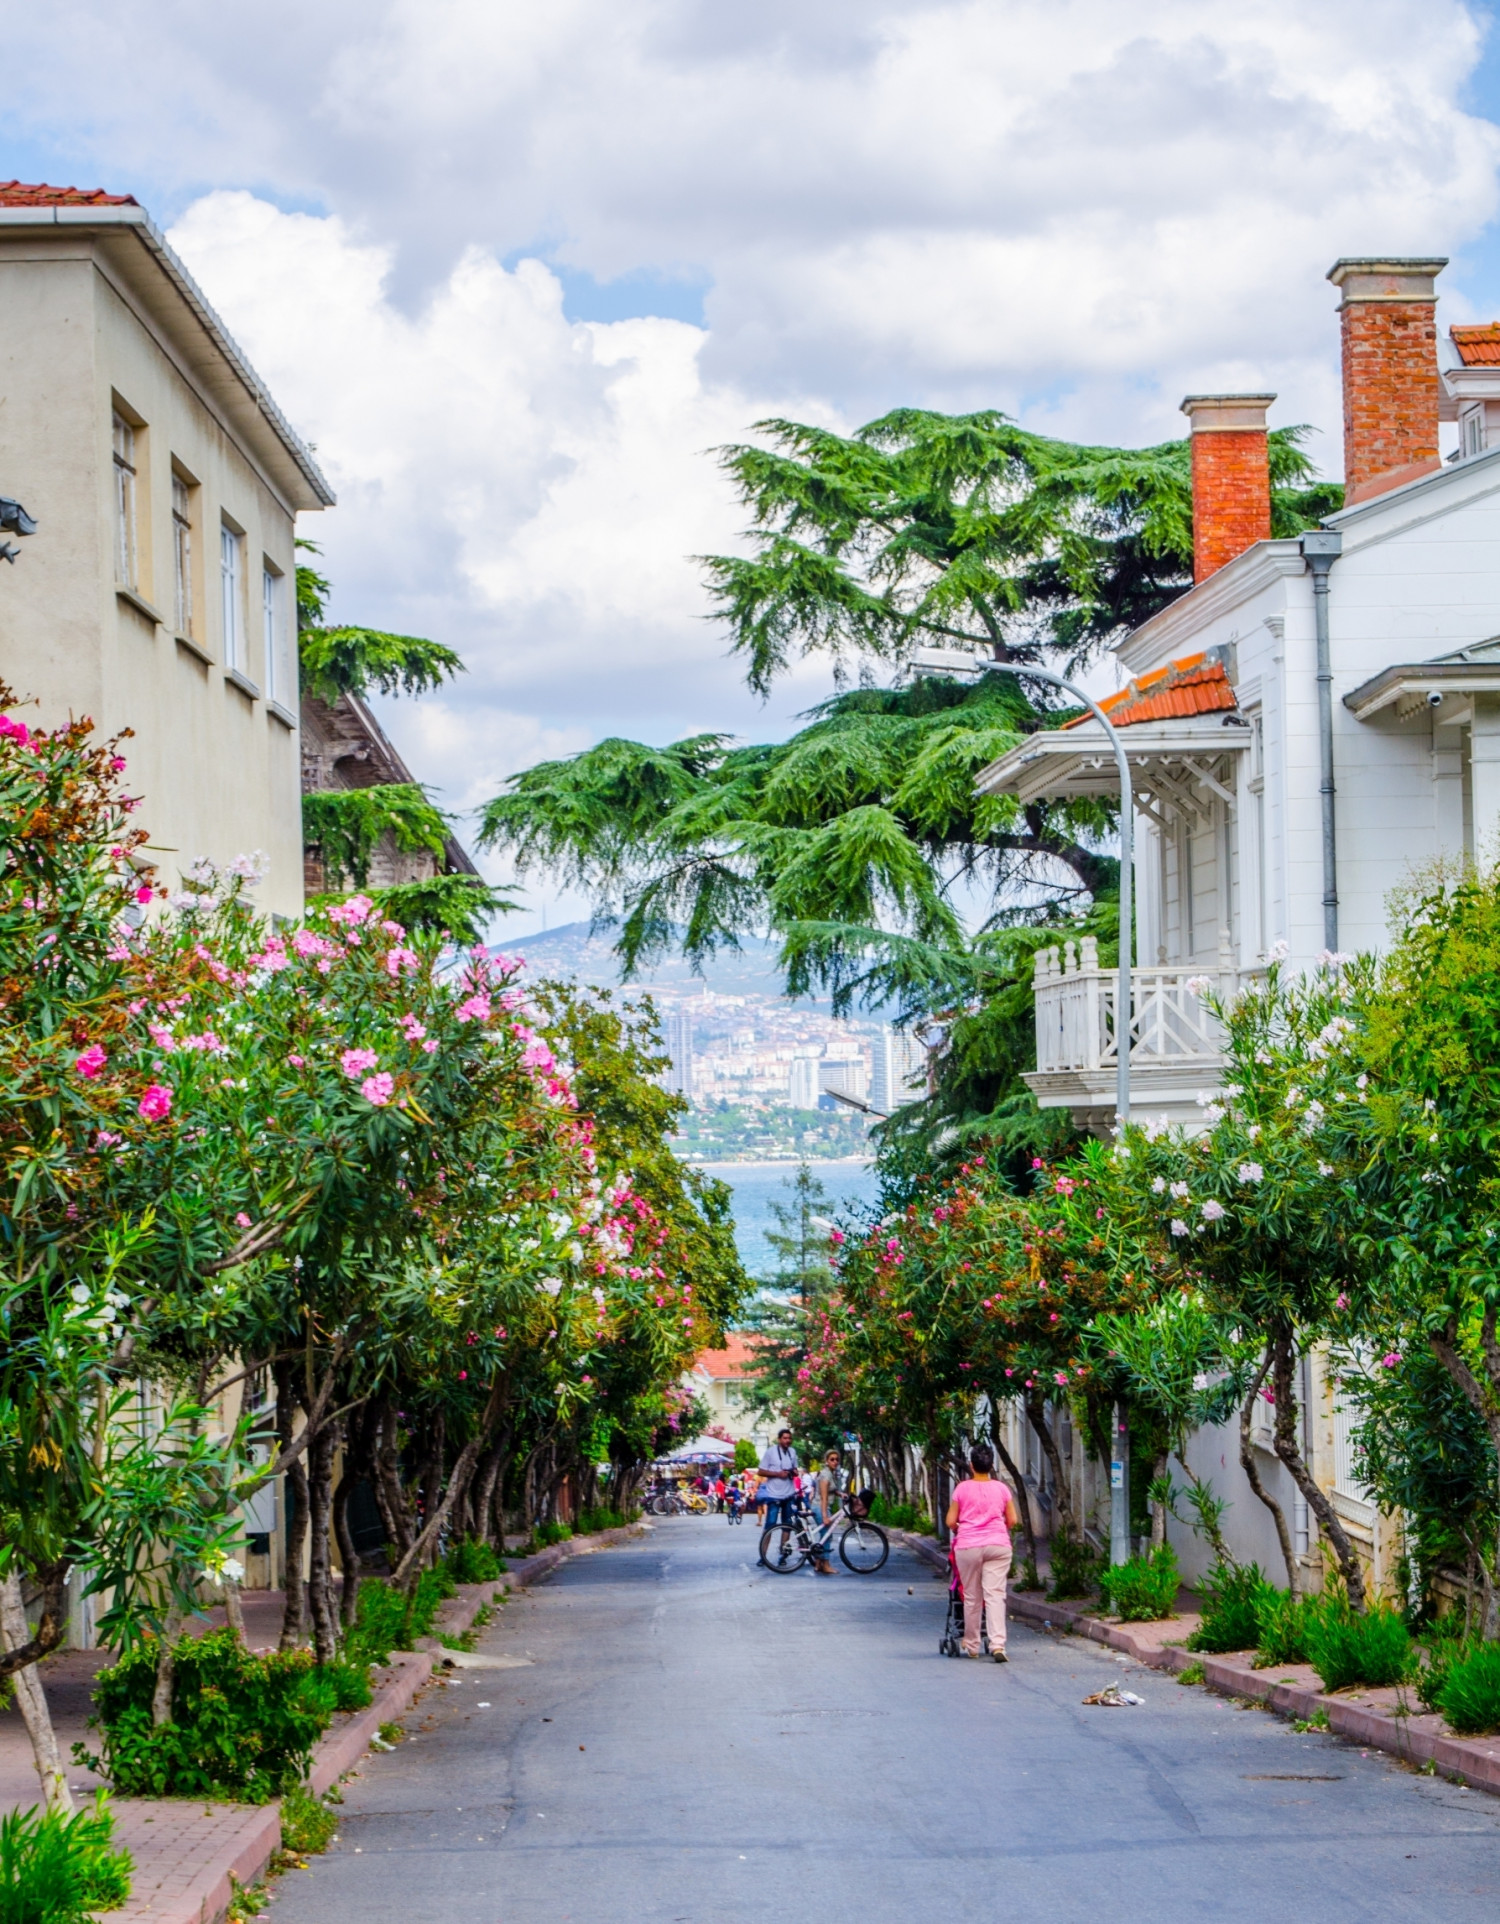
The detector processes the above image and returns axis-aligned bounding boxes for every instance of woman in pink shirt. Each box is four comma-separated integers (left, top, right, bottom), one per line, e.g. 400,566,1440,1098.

945,1444,1020,1661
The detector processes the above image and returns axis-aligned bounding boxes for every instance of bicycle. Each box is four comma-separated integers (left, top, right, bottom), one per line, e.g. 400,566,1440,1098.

758,1499,889,1575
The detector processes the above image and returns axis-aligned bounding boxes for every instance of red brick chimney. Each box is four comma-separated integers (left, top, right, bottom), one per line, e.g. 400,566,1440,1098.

1327,257,1447,505
1179,394,1275,582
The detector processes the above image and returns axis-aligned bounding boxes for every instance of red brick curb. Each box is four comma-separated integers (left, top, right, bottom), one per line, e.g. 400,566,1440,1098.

95,1523,649,1922
897,1529,1500,1798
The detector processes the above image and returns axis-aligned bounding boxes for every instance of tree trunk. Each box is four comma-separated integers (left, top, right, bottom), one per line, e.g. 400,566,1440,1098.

418,1415,446,1546
306,1419,340,1664
1240,1343,1299,1598
1270,1327,1366,1612
374,1404,414,1563
275,1361,310,1650
222,1579,245,1641
333,1466,360,1631
392,1380,508,1588
471,1438,506,1547
1025,1393,1074,1541
1151,1451,1169,1550
987,1404,1037,1564
0,1570,72,1812
0,1558,69,1683
151,1605,185,1729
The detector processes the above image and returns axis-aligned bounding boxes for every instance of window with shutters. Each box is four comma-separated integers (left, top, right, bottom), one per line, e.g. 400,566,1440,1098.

171,475,194,636
112,412,138,588
220,523,244,672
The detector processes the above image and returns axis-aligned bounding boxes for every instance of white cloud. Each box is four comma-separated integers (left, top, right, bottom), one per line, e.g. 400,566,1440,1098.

10,0,1489,904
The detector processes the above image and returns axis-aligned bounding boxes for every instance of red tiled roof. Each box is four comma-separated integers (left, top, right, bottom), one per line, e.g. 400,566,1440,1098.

1063,653,1237,730
0,181,137,208
692,1333,763,1380
1451,324,1500,367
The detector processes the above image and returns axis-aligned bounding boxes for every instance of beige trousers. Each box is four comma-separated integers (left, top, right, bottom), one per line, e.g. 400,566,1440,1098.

955,1541,1012,1654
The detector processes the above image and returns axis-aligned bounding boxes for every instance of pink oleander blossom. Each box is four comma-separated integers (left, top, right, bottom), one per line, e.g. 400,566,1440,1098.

138,1083,173,1122
360,1071,395,1106
341,1048,379,1079
75,1043,107,1079
455,994,492,1025
327,895,375,927
385,947,419,978
422,1039,439,1054
400,1014,427,1041
134,884,153,905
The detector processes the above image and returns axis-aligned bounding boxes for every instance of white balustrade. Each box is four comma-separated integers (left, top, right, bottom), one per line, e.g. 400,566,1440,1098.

1031,932,1250,1076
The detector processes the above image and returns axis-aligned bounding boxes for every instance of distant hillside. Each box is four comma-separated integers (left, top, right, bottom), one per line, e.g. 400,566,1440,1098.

494,921,796,1000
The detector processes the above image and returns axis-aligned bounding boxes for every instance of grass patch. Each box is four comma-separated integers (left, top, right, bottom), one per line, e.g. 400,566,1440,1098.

279,1788,337,1858
0,1792,132,1922
444,1538,506,1584
1188,1563,1272,1654
344,1567,457,1670
1291,1708,1330,1733
866,1496,934,1535
1303,1597,1413,1694
1177,1661,1206,1687
377,1722,405,1746
1097,1545,1179,1622
1046,1536,1102,1601
1436,1642,1500,1736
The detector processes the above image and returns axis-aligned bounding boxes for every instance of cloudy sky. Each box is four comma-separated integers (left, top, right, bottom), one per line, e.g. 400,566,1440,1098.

9,0,1500,927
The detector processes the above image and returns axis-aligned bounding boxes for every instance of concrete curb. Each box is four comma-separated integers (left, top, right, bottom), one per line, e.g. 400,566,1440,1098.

896,1529,1500,1797
103,1524,648,1924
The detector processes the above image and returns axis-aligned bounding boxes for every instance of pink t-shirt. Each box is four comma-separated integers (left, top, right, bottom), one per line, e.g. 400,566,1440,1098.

952,1478,1013,1550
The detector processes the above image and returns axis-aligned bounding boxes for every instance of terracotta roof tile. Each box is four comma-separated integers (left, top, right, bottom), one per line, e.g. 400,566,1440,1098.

1451,324,1500,367
691,1333,763,1380
0,181,137,208
1062,653,1237,730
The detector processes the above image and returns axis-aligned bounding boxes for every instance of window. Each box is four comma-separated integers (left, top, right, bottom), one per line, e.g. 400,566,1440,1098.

262,564,285,706
112,413,138,588
220,524,244,671
171,476,194,636
1465,410,1485,459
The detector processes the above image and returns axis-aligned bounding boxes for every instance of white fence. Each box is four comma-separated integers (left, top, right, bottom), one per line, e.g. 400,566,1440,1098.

1031,934,1250,1076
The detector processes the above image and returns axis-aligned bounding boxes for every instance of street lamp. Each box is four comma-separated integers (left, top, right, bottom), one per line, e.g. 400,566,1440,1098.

984,659,1135,1567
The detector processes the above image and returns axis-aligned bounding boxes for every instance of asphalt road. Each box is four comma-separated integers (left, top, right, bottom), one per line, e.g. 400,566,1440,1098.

267,1519,1500,1924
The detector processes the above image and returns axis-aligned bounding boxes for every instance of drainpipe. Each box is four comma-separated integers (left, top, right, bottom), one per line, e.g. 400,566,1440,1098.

1301,531,1343,953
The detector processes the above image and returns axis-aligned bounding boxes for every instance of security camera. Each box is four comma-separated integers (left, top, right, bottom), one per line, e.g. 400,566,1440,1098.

1427,690,1445,709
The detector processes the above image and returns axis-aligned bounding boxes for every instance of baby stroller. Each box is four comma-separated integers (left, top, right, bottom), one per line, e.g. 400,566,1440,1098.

939,1546,990,1658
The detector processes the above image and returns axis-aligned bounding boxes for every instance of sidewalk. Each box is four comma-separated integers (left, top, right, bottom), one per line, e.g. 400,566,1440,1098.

898,1530,1500,1797
0,1522,647,1924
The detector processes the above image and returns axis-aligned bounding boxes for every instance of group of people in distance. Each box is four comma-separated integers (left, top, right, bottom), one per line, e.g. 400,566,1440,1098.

753,1429,1019,1654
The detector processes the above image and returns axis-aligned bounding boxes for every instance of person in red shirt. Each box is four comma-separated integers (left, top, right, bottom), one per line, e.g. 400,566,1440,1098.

944,1443,1020,1661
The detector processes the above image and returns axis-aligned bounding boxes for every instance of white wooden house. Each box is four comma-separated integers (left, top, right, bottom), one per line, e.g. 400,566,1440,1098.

978,257,1500,1589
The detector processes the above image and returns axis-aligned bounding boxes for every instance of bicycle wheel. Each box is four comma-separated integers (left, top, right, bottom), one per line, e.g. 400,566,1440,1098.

838,1521,889,1573
759,1527,811,1574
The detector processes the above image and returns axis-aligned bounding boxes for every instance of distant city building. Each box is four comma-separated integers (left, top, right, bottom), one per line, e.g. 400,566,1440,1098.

871,1026,926,1115
663,1009,695,1098
788,1050,822,1111
818,1055,868,1105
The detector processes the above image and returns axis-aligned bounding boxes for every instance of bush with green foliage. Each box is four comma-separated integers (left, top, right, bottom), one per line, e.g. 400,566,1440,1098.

279,1788,339,1858
1435,1642,1500,1734
529,1520,574,1550
1302,1595,1413,1693
1047,1535,1102,1601
733,1439,758,1473
0,1793,132,1923
1253,1590,1316,1668
297,1658,372,1719
80,1631,332,1803
867,1495,932,1534
445,1537,505,1584
1188,1563,1273,1653
1097,1545,1179,1622
573,1507,635,1536
343,1569,458,1671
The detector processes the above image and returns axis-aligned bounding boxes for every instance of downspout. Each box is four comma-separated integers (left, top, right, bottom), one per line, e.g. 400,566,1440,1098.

1301,531,1343,952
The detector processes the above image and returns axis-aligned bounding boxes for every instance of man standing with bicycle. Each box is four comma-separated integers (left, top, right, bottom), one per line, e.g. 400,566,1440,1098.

757,1429,799,1565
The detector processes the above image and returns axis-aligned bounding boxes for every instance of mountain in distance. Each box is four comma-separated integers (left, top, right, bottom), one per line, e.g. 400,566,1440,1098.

495,920,808,1002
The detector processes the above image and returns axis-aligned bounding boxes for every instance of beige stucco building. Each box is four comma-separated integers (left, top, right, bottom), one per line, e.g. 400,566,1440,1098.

0,182,333,918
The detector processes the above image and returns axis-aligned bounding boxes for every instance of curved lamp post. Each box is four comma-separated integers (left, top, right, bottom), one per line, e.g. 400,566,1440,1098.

985,660,1135,1567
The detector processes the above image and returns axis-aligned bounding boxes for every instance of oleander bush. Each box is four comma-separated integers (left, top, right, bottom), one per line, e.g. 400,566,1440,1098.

1435,1642,1500,1735
1188,1562,1273,1653
0,1793,132,1924
1302,1594,1414,1693
1097,1544,1179,1622
79,1631,331,1803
